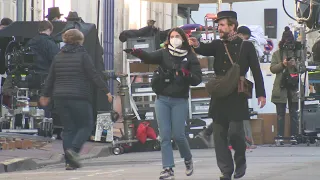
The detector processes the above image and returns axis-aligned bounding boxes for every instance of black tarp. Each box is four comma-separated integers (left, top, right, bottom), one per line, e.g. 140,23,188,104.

54,21,111,122
0,21,67,38
0,21,111,124
0,21,67,74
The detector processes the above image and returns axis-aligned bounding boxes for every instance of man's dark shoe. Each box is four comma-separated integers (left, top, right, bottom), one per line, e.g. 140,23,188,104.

220,174,231,180
234,163,247,179
65,149,81,168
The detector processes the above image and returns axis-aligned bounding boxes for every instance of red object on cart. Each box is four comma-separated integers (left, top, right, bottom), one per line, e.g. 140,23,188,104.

204,13,218,40
136,122,148,144
136,121,157,144
146,126,157,140
205,13,217,20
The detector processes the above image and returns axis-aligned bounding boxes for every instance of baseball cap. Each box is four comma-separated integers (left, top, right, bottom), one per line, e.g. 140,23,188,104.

237,26,253,37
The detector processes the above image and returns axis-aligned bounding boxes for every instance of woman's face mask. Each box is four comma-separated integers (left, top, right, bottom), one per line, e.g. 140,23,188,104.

170,37,183,48
169,31,183,48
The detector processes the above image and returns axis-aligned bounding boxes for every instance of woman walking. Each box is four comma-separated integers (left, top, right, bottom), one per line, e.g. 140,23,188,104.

125,27,202,180
40,29,112,170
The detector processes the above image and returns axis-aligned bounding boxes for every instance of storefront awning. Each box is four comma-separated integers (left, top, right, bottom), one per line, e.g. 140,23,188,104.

141,0,264,4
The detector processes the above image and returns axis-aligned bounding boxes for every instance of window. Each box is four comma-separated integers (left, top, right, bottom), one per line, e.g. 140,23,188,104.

44,0,71,20
177,15,187,27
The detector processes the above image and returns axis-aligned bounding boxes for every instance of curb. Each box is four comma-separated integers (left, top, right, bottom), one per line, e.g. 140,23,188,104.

0,145,113,173
0,158,37,173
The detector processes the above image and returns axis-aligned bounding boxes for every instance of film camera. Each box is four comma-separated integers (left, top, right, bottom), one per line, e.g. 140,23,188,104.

0,36,53,137
279,41,304,90
281,41,302,52
280,41,304,66
6,46,35,71
4,37,38,88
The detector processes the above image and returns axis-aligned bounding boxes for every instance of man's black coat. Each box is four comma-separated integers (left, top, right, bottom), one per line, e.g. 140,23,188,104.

194,37,266,122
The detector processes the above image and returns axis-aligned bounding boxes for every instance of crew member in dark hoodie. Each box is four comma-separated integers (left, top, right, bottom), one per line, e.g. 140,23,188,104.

2,20,59,117
124,27,202,180
3,20,59,90
40,29,112,170
27,20,60,118
27,20,60,75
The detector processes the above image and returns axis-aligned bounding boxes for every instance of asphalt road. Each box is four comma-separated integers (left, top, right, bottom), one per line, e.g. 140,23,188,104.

0,146,320,180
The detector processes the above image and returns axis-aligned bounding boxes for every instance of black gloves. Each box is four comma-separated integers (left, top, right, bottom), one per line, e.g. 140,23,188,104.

123,48,134,53
123,48,143,58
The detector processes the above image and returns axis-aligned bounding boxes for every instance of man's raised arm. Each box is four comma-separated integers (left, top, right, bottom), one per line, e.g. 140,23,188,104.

188,37,217,57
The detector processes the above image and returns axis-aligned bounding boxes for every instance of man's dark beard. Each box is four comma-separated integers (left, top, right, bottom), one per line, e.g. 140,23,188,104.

220,31,229,40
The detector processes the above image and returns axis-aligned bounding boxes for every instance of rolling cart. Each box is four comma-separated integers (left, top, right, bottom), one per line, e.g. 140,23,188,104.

111,74,160,155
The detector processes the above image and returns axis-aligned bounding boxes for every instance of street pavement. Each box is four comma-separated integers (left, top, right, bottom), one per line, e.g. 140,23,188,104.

0,146,320,180
0,140,106,162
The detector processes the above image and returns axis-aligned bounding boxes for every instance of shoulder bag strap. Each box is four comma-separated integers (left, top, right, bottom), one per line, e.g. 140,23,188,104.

223,43,234,65
223,41,245,65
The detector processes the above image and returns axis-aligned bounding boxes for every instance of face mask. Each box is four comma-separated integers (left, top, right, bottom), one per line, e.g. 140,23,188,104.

170,37,183,48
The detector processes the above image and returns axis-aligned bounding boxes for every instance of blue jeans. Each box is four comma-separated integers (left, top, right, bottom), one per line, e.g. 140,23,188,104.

54,99,94,164
155,95,192,168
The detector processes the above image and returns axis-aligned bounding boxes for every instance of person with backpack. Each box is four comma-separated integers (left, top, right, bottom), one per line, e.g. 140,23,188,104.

124,27,202,180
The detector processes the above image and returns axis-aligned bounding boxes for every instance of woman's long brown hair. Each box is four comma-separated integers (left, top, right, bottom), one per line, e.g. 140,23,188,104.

164,27,192,52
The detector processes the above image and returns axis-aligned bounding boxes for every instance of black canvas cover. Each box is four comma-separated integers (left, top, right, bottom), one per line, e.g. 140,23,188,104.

0,21,67,74
0,21,111,124
0,21,67,39
54,21,111,120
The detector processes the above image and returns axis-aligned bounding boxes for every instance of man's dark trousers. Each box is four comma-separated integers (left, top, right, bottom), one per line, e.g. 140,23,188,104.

213,120,247,176
55,99,94,164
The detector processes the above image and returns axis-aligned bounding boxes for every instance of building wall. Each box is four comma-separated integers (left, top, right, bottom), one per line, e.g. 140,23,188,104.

0,0,177,73
192,0,296,46
114,0,178,73
0,0,17,20
191,1,309,114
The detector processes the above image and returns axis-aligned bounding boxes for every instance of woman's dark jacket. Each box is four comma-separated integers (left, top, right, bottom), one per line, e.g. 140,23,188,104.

194,37,266,122
133,48,202,98
42,44,110,102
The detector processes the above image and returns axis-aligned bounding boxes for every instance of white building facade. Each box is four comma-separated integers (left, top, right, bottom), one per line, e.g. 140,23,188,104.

0,0,178,72
192,0,298,51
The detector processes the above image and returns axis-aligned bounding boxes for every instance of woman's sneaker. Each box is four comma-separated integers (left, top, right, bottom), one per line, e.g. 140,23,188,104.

65,164,77,170
185,159,194,176
159,168,174,180
65,149,81,168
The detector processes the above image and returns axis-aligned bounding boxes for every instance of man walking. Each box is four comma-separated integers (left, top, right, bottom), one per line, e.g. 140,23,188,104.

197,25,254,145
189,11,266,180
